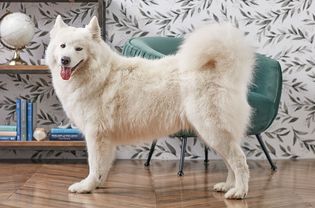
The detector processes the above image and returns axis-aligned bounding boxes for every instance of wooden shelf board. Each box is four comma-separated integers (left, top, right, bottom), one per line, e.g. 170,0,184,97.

0,65,48,70
0,65,50,74
0,141,86,149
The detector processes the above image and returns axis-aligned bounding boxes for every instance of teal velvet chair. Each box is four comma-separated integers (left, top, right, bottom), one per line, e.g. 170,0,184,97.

122,37,282,175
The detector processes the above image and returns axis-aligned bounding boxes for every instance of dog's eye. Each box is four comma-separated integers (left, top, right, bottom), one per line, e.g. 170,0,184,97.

60,44,66,48
75,47,83,51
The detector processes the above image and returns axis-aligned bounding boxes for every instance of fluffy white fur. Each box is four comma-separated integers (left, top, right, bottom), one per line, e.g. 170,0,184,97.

46,16,255,199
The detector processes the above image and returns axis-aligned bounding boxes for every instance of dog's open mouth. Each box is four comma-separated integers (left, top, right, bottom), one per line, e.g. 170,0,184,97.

60,60,83,80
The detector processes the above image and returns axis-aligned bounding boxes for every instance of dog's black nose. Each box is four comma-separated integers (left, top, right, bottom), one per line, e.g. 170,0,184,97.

61,56,71,66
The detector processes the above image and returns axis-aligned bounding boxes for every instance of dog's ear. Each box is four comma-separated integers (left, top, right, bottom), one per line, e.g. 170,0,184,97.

50,15,67,38
54,15,67,29
86,16,101,40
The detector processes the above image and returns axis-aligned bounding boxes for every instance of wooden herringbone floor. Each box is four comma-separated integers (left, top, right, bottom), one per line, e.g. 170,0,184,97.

0,159,314,208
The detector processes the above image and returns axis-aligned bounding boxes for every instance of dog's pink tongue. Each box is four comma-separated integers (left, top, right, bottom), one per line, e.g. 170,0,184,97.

60,66,71,80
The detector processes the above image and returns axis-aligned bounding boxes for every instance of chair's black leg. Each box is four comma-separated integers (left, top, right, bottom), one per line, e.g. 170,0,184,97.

144,140,157,167
178,137,187,176
256,134,277,171
204,146,209,165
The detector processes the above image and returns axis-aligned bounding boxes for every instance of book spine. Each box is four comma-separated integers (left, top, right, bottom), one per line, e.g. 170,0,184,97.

0,125,17,131
49,134,84,141
16,99,21,141
27,102,33,141
21,99,27,141
50,128,81,134
0,131,17,136
50,133,84,138
33,102,37,139
0,136,16,141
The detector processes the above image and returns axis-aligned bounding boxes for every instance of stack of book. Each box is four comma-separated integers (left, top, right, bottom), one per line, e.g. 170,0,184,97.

0,125,17,141
48,128,84,141
16,99,37,141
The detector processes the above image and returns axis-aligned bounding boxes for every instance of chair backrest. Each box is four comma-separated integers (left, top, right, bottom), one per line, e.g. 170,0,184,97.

123,37,182,59
247,54,282,134
251,54,282,107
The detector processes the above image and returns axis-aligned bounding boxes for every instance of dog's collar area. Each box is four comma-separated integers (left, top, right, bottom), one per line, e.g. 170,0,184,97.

60,60,83,80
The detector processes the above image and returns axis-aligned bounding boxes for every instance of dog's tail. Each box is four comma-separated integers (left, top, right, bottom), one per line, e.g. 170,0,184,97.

178,23,254,72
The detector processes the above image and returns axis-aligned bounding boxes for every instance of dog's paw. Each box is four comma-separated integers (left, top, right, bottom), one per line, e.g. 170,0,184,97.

68,179,96,193
213,182,234,192
224,187,247,199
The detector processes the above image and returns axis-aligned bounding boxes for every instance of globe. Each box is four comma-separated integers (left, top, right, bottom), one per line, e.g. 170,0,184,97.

0,12,35,49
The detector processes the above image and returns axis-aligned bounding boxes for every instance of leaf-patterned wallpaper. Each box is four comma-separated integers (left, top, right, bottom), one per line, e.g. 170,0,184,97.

0,0,315,160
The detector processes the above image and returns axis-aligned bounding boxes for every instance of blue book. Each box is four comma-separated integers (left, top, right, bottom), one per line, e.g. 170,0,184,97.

0,125,17,131
50,133,84,138
27,102,32,141
21,99,27,141
49,133,84,141
50,128,81,134
16,99,21,141
27,102,37,141
0,136,16,141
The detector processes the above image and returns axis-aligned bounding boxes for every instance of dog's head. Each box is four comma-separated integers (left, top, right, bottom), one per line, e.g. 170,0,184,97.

46,15,101,80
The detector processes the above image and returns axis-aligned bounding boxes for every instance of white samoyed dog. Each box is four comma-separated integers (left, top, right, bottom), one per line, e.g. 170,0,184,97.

46,16,255,199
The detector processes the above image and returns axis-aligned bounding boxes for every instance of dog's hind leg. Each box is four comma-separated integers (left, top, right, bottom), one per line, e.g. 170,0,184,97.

213,158,235,192
192,121,249,199
68,134,116,193
218,137,249,199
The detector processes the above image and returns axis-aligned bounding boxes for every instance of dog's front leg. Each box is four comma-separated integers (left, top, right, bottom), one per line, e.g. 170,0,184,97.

68,135,116,193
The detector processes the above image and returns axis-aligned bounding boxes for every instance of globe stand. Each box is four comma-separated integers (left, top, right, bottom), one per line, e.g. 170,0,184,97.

0,38,27,66
8,49,27,65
